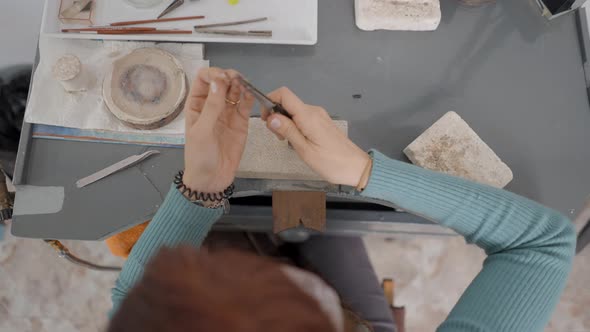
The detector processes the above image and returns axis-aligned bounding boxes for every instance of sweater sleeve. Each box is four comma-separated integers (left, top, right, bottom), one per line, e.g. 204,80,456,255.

361,150,576,332
110,184,223,315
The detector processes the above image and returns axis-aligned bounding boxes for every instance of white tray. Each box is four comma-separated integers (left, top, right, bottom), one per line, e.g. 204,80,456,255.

41,0,318,45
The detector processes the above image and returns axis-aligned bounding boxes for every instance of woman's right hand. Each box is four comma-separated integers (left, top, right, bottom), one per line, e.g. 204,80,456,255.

262,87,371,187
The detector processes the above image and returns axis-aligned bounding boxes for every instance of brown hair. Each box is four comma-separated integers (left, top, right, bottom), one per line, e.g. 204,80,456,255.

108,246,337,332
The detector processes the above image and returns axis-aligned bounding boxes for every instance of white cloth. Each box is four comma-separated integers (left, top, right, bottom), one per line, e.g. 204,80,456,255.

24,35,208,134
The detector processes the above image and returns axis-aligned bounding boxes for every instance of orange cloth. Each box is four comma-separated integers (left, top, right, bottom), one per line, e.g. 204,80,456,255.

105,221,150,258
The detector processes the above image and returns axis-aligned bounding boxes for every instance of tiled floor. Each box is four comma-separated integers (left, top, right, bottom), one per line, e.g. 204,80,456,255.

0,223,588,332
364,235,590,332
0,230,124,332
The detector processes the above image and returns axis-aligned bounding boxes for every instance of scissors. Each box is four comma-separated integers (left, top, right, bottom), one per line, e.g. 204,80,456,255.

238,77,292,119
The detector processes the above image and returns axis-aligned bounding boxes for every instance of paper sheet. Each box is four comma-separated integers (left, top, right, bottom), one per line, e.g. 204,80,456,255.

24,35,209,134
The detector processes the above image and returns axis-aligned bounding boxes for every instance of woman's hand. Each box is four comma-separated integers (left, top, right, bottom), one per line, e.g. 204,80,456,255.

262,87,371,187
183,68,255,193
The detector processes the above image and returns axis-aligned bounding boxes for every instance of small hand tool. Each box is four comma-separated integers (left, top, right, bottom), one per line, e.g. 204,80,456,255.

238,77,292,119
158,0,200,19
158,0,184,19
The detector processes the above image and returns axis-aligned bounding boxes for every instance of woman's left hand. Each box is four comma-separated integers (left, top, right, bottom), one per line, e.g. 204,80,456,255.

183,67,254,194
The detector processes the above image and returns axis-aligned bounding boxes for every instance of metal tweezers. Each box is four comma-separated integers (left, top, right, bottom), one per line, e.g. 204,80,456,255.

238,77,292,119
158,0,185,19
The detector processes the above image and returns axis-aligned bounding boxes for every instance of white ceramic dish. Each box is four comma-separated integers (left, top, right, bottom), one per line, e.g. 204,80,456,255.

41,0,318,45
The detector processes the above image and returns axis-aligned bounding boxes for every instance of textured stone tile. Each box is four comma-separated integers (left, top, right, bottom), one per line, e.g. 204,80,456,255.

238,119,348,181
355,0,442,31
403,111,513,188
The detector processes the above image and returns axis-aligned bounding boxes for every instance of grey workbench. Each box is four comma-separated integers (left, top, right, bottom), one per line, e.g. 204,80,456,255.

12,0,590,240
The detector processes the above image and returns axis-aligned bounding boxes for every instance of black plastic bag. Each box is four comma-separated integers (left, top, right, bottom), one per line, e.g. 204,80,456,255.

0,70,30,152
0,68,31,177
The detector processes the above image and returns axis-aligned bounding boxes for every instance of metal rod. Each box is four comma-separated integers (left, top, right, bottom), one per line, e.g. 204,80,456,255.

194,17,268,29
86,30,192,35
110,15,205,27
62,27,157,33
194,29,272,37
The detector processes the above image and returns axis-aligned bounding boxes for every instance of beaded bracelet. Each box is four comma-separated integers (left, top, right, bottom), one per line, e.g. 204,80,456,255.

174,170,235,202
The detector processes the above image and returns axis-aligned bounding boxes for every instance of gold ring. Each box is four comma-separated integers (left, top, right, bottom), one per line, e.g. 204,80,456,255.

225,98,241,106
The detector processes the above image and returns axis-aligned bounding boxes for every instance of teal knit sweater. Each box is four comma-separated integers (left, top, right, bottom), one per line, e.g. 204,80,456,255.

111,150,576,332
